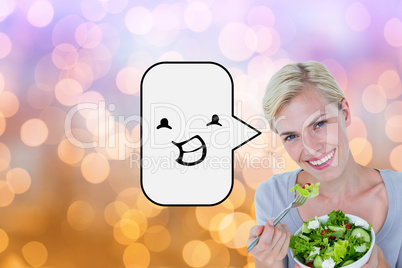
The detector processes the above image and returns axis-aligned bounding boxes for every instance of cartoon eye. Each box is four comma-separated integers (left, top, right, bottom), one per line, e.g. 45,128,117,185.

206,114,222,127
156,118,172,129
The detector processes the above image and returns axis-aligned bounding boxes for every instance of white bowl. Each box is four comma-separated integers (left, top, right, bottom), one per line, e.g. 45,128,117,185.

291,214,375,268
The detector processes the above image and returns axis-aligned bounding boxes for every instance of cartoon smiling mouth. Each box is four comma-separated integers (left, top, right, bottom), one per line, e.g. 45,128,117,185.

172,135,207,166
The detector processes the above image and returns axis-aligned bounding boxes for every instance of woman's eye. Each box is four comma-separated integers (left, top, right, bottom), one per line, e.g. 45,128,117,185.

285,135,296,141
315,121,326,129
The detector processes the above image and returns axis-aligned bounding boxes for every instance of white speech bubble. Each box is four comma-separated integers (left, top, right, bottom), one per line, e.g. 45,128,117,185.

141,62,260,206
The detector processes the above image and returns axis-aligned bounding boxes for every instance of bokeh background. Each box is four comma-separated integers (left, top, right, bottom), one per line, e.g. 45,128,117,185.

1,0,402,267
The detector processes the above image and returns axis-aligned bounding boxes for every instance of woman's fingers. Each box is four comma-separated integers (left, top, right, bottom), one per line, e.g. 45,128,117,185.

362,244,378,268
258,219,276,250
248,220,291,265
249,224,264,239
278,223,291,259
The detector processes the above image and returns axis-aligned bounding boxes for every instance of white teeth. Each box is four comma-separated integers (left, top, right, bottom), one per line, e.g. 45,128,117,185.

309,150,335,166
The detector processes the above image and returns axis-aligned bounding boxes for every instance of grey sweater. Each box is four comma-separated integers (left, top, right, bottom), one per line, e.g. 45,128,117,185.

255,168,402,267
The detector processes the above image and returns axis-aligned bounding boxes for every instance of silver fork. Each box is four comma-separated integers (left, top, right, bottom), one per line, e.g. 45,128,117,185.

247,194,308,253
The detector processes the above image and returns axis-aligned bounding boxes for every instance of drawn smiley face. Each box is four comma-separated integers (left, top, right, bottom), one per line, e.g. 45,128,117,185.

156,114,222,166
141,62,260,205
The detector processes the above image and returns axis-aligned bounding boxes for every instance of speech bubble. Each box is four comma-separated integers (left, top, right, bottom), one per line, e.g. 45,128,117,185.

141,62,260,206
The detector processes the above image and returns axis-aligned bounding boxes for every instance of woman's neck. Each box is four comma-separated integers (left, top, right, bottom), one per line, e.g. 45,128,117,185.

317,151,364,199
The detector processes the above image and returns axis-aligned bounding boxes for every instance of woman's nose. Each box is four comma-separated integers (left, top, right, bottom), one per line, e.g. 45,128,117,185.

302,132,325,157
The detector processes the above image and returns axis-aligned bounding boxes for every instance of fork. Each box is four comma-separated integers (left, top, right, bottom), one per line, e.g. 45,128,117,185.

247,194,308,253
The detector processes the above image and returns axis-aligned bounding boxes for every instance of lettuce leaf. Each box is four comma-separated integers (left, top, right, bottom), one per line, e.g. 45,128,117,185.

290,182,320,198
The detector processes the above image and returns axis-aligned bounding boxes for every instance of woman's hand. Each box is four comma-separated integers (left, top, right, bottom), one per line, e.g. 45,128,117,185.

294,244,390,268
362,244,390,268
248,218,291,266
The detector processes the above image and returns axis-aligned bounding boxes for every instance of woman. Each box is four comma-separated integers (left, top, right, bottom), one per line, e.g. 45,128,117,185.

248,61,401,267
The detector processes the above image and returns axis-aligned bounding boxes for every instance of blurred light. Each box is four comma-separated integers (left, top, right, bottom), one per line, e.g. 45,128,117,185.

55,78,83,106
125,7,153,35
21,119,48,147
345,2,371,31
116,187,141,208
0,143,11,171
26,85,54,110
130,124,141,149
0,114,5,136
27,0,54,27
384,18,402,47
378,69,402,99
104,201,129,226
81,153,110,184
144,225,171,252
34,54,61,91
242,153,275,190
6,168,31,194
0,181,14,207
75,22,103,49
81,44,112,79
22,241,48,267
120,219,140,240
57,139,84,165
136,193,163,218
113,209,147,245
362,84,387,113
98,23,120,55
390,145,402,171
184,2,212,32
209,212,230,242
52,43,79,70
61,61,94,91
123,243,150,268
217,212,253,249
77,91,104,117
322,58,348,93
247,6,275,27
219,23,257,61
67,201,95,231
101,0,127,14
385,100,402,120
39,106,67,145
0,72,4,94
81,0,107,22
251,26,273,54
0,33,12,59
196,201,233,230
115,67,142,95
52,15,85,46
158,51,184,61
0,229,8,253
349,137,372,166
385,116,402,142
0,0,15,22
143,5,180,47
262,28,281,56
227,179,246,209
0,91,19,118
182,240,211,267
347,116,367,140
204,240,231,267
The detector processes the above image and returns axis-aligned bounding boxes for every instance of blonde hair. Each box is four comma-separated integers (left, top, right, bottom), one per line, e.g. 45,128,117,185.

262,61,346,133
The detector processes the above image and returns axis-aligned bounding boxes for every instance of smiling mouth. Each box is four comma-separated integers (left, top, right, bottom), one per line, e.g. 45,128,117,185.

172,135,207,166
307,149,336,167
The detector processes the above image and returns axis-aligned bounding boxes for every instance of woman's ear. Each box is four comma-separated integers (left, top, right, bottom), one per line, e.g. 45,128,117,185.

341,99,351,127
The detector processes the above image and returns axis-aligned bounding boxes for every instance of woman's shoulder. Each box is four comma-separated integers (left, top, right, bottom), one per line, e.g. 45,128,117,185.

379,169,402,187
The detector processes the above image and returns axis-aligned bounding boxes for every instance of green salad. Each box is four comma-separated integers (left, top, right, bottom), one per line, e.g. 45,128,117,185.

290,182,320,199
290,210,372,268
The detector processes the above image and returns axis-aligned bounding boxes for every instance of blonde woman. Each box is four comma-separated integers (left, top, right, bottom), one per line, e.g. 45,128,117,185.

248,61,400,268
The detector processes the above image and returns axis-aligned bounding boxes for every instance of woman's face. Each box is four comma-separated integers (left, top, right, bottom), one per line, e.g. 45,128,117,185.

274,86,351,181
